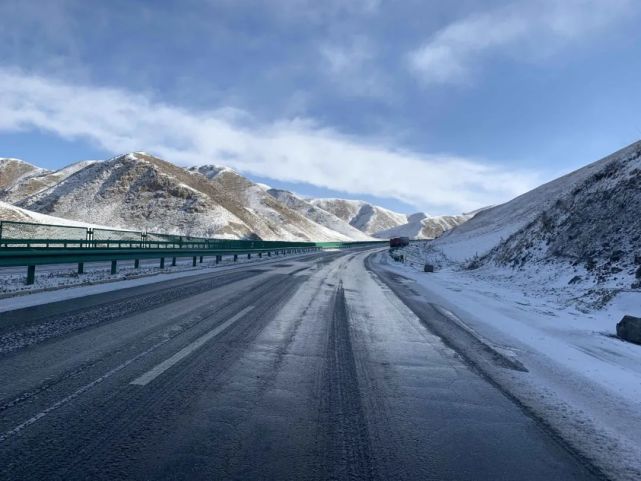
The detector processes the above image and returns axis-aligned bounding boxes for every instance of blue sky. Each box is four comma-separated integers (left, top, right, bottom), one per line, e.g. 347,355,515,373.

1,0,640,214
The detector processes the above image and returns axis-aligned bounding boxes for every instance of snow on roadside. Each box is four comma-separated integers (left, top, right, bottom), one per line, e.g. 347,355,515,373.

378,246,641,480
0,201,113,229
0,251,315,311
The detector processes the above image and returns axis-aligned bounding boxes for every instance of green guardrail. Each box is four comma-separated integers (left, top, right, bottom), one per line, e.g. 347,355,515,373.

0,220,387,284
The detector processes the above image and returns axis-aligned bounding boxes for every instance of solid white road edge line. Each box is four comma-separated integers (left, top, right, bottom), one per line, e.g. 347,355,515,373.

130,305,255,386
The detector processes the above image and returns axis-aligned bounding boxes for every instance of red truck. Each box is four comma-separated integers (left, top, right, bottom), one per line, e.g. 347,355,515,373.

389,237,410,248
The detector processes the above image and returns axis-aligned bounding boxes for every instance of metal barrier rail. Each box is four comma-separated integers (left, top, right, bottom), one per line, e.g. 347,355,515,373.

0,235,387,284
0,238,317,249
0,246,318,284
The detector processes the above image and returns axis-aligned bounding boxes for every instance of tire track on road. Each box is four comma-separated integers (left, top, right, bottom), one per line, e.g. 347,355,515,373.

317,281,377,481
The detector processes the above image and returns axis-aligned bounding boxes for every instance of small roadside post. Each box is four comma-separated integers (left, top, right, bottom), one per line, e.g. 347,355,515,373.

26,265,35,285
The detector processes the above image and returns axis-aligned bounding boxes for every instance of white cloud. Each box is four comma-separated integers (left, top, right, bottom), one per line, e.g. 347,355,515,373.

408,0,636,85
319,37,389,99
0,69,539,213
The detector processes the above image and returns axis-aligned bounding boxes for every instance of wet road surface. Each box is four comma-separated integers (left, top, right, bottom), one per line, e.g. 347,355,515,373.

0,249,603,480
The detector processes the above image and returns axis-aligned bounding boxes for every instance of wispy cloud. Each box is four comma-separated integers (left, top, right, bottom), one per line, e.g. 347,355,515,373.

319,36,389,99
0,69,539,213
408,0,636,85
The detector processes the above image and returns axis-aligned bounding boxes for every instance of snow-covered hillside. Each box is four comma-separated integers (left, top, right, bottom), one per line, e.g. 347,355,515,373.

483,142,641,291
309,198,408,235
374,212,473,240
1,153,471,242
2,154,395,241
0,158,44,191
416,140,641,307
189,165,356,241
266,188,374,241
431,140,641,263
308,198,471,239
0,201,108,228
0,161,97,204
0,153,388,241
11,153,256,238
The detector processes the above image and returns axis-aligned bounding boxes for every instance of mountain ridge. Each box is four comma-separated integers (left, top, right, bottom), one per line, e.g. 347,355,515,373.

0,153,470,241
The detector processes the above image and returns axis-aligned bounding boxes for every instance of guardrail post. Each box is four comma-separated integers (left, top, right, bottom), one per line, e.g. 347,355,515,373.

111,260,117,275
234,254,238,262
172,257,176,266
215,255,220,264
26,265,35,285
134,259,140,269
199,256,203,263
160,257,165,269
78,262,84,274
192,256,197,267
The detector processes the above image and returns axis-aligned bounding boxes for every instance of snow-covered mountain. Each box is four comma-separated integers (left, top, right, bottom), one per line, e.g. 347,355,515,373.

0,153,386,241
308,198,471,239
0,158,45,191
0,160,98,204
188,165,356,241
432,139,641,291
0,152,471,242
309,198,408,235
266,189,374,241
374,212,473,240
7,153,257,238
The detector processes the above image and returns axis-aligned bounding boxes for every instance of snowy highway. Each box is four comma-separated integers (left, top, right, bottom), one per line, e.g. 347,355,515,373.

0,248,603,480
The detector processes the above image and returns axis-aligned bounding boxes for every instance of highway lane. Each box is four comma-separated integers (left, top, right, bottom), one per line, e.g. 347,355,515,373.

0,249,603,480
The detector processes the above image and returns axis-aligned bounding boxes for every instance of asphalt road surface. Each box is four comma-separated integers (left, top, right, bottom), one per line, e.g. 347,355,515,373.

0,249,603,480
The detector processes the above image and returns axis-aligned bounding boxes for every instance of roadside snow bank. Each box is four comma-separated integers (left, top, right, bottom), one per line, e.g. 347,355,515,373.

378,247,641,480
